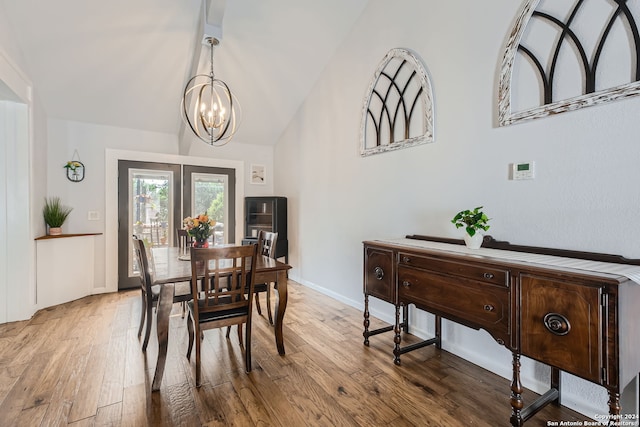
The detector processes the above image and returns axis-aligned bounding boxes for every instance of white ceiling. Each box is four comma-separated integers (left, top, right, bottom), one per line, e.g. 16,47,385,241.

2,0,369,146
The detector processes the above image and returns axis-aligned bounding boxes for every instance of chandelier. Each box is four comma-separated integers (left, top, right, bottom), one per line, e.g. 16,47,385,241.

181,36,241,146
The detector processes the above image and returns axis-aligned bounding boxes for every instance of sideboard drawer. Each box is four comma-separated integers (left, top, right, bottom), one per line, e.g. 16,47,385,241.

398,266,510,343
398,252,508,287
364,246,395,303
520,274,603,383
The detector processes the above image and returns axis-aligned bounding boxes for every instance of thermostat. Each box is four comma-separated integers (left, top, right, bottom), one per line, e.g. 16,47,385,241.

512,161,535,180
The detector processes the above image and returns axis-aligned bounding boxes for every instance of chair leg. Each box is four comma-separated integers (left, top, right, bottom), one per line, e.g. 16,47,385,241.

195,323,202,387
225,325,231,338
137,290,146,337
266,283,273,325
142,299,153,352
254,293,262,315
244,322,252,373
237,324,243,345
186,311,194,360
181,301,186,319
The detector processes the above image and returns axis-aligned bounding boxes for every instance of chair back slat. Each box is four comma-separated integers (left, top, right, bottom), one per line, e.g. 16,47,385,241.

189,244,258,319
258,230,278,258
176,229,193,257
132,236,155,292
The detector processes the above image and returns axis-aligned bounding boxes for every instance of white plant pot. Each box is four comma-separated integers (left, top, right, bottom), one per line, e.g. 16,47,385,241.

464,232,483,249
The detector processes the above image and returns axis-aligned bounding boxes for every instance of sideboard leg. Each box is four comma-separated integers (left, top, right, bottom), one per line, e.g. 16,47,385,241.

402,304,409,333
551,367,561,406
363,294,370,346
435,315,442,349
510,353,524,427
393,303,402,365
608,391,621,421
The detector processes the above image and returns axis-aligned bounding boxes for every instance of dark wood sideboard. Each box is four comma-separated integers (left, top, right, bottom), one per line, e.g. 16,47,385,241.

362,235,640,426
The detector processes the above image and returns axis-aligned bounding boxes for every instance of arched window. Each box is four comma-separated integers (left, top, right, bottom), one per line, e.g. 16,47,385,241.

499,0,640,126
361,48,435,156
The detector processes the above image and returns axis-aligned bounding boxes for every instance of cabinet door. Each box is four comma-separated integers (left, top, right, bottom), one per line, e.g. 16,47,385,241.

364,246,394,304
520,274,603,383
245,198,274,237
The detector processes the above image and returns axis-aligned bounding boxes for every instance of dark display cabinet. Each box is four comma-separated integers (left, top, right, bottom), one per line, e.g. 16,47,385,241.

242,196,288,262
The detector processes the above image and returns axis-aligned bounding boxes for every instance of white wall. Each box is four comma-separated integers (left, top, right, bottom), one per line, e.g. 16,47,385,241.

0,11,48,322
275,0,640,418
46,119,274,293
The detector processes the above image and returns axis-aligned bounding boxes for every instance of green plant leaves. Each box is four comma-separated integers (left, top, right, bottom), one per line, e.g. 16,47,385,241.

451,206,490,236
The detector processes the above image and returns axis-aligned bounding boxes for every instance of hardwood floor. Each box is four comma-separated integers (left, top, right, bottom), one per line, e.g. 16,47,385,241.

0,280,588,426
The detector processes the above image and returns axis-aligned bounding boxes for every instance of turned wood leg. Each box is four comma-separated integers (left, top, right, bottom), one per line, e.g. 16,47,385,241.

608,391,621,420
363,294,371,346
510,353,524,427
393,303,402,365
273,270,287,355
152,283,174,392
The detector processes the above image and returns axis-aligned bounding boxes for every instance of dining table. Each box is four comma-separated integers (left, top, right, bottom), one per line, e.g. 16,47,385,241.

150,246,292,391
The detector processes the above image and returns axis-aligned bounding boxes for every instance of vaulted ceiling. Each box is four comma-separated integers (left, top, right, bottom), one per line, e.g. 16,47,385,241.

1,0,369,146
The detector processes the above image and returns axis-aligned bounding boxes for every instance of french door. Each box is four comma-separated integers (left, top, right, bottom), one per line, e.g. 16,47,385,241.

118,160,236,290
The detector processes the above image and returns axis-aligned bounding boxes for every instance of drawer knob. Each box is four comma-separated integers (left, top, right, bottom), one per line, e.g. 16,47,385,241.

402,256,411,263
483,304,494,312
402,281,411,288
374,267,384,280
543,313,571,336
483,273,494,279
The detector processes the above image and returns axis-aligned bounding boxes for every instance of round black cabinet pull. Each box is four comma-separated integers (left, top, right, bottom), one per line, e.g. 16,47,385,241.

483,304,495,312
374,267,384,280
483,272,494,279
402,256,411,263
543,313,571,336
402,281,411,288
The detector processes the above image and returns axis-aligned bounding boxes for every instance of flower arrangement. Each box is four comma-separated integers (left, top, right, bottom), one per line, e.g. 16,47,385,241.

183,213,216,245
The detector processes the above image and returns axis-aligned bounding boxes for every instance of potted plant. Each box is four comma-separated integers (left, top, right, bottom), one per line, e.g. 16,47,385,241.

451,206,490,249
43,197,73,235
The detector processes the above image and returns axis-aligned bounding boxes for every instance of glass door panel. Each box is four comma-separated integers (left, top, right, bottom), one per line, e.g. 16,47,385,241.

183,165,235,245
191,172,227,245
130,169,172,260
118,160,181,290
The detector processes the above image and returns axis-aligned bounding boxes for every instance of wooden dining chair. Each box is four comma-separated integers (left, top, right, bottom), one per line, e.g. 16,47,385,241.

176,228,192,257
254,230,278,324
132,236,191,351
186,244,258,387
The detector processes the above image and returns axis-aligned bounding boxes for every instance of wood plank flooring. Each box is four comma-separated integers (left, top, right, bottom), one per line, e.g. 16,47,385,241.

0,280,589,426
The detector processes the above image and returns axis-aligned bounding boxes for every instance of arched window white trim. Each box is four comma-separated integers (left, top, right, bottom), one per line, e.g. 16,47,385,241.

360,48,435,156
499,0,640,126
